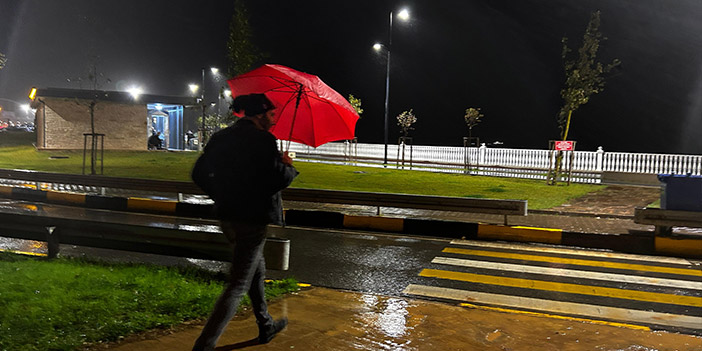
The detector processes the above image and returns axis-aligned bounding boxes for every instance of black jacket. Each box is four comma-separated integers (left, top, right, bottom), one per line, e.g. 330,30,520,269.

199,119,298,225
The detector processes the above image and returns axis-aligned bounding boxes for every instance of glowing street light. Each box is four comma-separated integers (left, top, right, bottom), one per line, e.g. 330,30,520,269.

398,8,410,21
127,86,143,100
374,8,411,166
188,84,199,95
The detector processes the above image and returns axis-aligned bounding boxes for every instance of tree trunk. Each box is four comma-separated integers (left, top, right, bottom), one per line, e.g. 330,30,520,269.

561,110,573,141
549,109,573,185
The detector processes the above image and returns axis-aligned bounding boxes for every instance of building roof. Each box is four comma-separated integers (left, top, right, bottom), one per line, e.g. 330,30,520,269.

33,87,197,106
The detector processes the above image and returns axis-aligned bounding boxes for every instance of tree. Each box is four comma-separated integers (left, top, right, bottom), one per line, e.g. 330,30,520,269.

557,10,620,141
226,0,263,78
348,94,363,117
396,109,417,137
197,113,230,134
549,11,620,185
463,107,484,139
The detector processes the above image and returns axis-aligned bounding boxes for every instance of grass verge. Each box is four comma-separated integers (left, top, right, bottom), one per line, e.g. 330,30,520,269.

0,133,601,210
0,251,299,351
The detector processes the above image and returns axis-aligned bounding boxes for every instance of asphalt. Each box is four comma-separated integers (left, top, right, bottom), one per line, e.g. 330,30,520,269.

97,287,702,351
3,182,700,256
282,185,701,258
3,183,702,350
80,184,702,350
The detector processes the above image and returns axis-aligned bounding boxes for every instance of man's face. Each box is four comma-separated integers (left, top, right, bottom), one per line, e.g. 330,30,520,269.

260,109,277,130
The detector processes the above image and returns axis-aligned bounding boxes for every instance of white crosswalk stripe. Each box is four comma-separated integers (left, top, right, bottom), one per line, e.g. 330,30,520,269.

450,239,693,265
404,284,702,330
432,256,702,290
405,241,702,333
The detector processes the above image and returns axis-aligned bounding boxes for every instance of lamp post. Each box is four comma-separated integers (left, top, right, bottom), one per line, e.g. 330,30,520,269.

196,67,220,150
374,8,409,166
200,67,206,150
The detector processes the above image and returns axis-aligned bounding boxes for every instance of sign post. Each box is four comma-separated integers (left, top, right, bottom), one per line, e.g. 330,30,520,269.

547,140,577,185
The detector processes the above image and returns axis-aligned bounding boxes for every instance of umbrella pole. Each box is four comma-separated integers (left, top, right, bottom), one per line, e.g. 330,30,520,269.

285,84,304,153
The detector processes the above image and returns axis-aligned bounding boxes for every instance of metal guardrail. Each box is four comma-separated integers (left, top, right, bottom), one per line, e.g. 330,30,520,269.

0,168,203,194
0,208,292,270
0,168,528,218
634,207,702,235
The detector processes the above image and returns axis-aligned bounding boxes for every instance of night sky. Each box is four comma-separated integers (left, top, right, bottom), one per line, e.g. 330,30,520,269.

1,0,701,154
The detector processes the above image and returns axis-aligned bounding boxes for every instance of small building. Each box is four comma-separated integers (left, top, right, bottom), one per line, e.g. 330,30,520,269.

30,88,197,150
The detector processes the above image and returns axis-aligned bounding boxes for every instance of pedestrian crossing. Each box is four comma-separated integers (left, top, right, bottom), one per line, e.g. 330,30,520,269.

403,239,702,333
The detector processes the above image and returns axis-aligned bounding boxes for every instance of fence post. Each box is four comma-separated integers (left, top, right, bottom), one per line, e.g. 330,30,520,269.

46,226,59,259
596,146,604,172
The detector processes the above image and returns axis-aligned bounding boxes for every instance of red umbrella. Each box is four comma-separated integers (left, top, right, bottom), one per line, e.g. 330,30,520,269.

227,64,359,148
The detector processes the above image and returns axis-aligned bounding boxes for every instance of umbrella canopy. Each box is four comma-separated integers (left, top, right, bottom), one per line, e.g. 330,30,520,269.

227,64,359,148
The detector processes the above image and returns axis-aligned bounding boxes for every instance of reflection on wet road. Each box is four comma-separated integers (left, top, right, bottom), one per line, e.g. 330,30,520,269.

1,196,701,343
405,239,702,334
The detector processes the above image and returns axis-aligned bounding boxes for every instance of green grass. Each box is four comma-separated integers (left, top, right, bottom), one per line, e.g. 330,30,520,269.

0,131,602,209
291,163,599,209
0,251,299,351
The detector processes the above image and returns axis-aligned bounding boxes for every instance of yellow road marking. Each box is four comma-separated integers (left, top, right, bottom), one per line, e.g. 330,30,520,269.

655,237,702,257
420,268,702,307
46,191,86,204
443,247,702,277
478,224,562,244
343,215,404,232
127,197,177,213
459,302,651,331
0,185,12,196
0,249,47,257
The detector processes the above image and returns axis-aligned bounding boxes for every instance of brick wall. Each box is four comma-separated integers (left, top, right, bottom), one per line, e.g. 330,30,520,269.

36,97,148,150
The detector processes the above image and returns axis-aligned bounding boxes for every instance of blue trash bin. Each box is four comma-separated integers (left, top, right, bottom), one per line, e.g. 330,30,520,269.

658,174,702,211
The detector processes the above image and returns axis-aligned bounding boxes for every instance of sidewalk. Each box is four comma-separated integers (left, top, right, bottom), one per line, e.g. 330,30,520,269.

288,185,660,235
284,185,701,258
103,287,701,351
63,185,701,350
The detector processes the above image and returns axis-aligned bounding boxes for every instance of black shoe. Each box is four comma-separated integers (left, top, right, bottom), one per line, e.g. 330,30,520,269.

258,317,288,344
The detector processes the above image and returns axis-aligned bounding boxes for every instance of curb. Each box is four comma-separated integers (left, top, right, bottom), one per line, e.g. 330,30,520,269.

1,185,700,258
0,185,216,218
283,209,700,258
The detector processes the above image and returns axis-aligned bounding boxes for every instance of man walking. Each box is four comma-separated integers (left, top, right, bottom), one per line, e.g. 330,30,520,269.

191,93,298,351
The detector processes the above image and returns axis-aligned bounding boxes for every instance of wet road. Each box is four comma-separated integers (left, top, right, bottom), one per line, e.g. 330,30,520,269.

265,228,702,335
1,198,701,336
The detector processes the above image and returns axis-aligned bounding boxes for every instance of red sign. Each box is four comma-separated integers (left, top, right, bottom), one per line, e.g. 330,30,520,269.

555,141,574,151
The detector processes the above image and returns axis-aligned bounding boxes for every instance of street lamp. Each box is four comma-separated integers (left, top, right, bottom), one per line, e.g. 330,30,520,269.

374,8,410,166
198,67,220,150
127,86,143,100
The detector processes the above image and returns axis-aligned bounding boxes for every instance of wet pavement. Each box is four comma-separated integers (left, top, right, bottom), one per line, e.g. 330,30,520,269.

285,184,702,236
2,185,702,349
99,287,702,351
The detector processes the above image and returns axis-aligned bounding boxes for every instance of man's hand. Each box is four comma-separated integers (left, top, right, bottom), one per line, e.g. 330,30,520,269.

281,153,293,166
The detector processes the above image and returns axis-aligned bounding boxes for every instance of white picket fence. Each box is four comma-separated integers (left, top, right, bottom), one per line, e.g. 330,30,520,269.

284,141,702,184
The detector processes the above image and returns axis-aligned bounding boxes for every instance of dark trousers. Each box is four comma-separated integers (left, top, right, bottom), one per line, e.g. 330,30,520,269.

192,221,273,351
